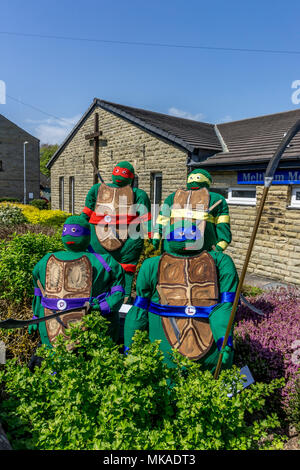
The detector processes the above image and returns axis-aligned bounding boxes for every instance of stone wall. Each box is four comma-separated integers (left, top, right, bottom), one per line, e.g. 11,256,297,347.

50,106,188,214
0,115,40,201
211,171,300,286
50,107,300,286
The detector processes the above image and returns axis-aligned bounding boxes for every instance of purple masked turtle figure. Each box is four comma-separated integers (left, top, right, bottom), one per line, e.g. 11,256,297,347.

29,215,125,347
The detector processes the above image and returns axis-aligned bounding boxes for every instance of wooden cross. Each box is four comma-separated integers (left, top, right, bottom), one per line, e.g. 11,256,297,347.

85,112,107,184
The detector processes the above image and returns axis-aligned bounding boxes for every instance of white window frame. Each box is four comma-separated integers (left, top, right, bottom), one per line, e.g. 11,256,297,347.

227,186,257,206
152,172,162,228
290,186,300,208
59,177,64,211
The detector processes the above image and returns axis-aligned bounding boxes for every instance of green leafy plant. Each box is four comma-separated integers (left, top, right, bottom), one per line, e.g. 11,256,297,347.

0,232,63,305
40,144,58,177
287,371,300,433
29,199,49,210
0,205,27,226
0,314,286,450
241,284,264,297
0,198,20,203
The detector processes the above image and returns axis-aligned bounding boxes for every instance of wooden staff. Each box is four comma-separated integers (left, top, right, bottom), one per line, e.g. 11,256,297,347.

213,119,300,380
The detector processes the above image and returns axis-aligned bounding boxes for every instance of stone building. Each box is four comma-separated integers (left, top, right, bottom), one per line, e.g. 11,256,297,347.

47,99,300,286
0,114,40,202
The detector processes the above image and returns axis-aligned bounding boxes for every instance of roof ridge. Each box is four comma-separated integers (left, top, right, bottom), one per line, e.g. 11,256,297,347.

97,99,213,127
218,108,300,126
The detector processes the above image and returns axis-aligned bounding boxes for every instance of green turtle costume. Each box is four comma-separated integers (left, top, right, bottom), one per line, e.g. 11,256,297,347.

81,161,151,300
124,187,239,372
30,216,125,347
152,168,231,253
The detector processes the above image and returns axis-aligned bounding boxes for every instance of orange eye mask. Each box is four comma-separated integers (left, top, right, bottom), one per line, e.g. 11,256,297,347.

112,166,134,179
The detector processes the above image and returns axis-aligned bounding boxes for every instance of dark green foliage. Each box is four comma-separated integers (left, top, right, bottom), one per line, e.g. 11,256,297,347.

0,205,27,226
0,198,20,203
40,144,58,177
29,199,49,210
287,372,300,432
241,284,264,297
0,232,63,305
0,314,285,450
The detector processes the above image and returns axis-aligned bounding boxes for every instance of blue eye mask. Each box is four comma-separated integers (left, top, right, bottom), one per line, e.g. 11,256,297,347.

62,224,91,237
167,225,202,242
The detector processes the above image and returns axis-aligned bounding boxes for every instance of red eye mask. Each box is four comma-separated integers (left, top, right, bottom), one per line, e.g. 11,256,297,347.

112,166,134,179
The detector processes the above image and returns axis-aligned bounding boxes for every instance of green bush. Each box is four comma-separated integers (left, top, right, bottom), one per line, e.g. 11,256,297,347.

0,314,285,450
29,199,49,210
0,198,20,203
0,205,27,226
0,232,63,305
287,371,300,432
241,284,264,297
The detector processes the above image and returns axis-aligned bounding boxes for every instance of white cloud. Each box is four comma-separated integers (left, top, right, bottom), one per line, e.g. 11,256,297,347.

168,107,205,121
219,115,233,123
30,114,81,145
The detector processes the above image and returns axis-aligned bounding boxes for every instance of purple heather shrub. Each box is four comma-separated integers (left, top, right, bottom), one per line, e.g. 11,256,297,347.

234,287,300,411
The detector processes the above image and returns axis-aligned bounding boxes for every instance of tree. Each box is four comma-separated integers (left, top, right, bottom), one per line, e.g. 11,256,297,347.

40,144,59,177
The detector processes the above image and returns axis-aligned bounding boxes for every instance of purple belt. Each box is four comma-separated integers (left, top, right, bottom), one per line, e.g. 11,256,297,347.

34,285,124,315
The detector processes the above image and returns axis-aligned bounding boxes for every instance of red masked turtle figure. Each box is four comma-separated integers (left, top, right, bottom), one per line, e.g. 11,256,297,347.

152,168,231,254
124,193,238,372
29,216,125,348
81,161,151,301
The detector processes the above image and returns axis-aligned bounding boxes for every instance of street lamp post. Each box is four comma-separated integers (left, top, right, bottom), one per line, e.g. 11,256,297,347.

23,141,28,204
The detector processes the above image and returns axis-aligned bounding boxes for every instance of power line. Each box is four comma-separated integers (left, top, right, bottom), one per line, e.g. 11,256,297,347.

1,30,300,56
7,94,71,123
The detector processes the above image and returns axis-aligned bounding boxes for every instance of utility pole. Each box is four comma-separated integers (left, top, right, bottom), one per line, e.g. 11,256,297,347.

23,141,28,204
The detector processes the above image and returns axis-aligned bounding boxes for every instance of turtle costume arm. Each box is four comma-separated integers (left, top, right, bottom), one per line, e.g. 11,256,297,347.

208,252,239,367
133,188,152,239
91,256,125,315
29,258,45,333
124,257,158,348
81,183,100,221
209,192,232,252
151,193,174,250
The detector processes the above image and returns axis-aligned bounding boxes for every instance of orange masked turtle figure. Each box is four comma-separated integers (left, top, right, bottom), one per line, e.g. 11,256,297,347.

81,161,151,301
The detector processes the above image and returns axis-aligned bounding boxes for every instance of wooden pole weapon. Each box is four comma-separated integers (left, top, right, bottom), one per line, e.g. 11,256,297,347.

213,119,300,380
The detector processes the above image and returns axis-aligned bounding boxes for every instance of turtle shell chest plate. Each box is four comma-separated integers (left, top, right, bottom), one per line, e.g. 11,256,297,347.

157,251,218,360
171,187,210,235
44,255,92,345
95,183,135,251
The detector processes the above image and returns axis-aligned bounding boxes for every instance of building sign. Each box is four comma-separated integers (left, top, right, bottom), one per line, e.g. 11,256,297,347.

238,170,300,185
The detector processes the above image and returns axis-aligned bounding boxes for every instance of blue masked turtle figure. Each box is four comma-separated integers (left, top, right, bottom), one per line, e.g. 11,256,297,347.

152,168,231,254
81,161,151,301
124,186,238,372
29,215,125,347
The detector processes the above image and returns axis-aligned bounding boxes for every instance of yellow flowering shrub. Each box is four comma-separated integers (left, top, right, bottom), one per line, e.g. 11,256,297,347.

0,203,71,227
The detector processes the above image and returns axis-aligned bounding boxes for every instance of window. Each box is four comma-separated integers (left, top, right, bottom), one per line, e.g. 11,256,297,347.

211,187,228,199
59,177,64,211
290,186,300,208
69,176,75,214
133,175,139,189
227,187,256,205
150,172,162,227
0,160,2,171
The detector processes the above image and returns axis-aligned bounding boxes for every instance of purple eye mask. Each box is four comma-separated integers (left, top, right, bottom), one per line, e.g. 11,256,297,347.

62,224,91,237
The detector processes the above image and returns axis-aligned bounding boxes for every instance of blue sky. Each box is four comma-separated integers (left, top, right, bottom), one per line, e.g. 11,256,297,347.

1,0,300,144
